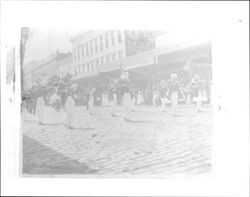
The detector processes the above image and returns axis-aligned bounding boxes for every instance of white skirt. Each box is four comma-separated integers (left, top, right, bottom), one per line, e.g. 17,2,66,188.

36,97,45,123
123,92,132,109
63,96,75,127
171,92,179,107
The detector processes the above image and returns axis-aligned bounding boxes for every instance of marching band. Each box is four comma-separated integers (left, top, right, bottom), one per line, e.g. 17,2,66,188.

22,71,210,127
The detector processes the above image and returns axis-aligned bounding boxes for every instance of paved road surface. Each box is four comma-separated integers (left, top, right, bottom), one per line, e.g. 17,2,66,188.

22,105,212,177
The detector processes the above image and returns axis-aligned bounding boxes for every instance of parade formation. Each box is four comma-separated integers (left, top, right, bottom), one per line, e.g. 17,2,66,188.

22,69,210,129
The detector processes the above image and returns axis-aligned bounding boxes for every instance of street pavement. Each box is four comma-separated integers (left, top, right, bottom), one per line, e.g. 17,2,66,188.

22,104,212,177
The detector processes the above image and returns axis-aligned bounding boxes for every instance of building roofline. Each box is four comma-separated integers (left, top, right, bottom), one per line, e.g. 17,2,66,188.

70,31,92,43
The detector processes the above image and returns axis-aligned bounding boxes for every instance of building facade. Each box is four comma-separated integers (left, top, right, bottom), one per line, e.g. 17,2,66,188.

68,30,158,81
23,51,72,91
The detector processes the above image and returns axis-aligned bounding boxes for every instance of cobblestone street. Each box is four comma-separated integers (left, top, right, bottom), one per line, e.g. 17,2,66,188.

22,105,212,177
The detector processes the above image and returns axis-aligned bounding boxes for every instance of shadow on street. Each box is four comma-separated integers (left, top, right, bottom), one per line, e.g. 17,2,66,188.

22,134,97,175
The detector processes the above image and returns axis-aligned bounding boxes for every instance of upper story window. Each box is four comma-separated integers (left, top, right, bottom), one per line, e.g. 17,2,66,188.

106,55,109,63
100,57,103,65
112,53,116,62
99,36,103,51
105,33,109,48
86,63,89,71
91,61,94,71
86,43,89,56
117,30,122,43
111,30,115,45
73,49,75,61
118,50,123,59
77,46,80,60
95,39,98,52
89,40,93,55
81,45,84,58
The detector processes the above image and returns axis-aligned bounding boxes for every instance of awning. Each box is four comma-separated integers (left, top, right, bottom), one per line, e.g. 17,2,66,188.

157,43,212,66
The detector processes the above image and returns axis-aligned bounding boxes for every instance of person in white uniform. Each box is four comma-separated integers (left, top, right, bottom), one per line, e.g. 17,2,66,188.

63,86,76,129
108,81,118,116
167,73,182,116
159,80,169,112
117,71,132,120
191,74,204,112
87,87,96,115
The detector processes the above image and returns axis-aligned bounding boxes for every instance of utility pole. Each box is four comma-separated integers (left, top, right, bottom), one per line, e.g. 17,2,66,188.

20,27,30,93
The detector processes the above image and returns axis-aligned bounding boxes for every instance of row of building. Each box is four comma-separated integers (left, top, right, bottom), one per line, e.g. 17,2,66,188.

23,30,212,95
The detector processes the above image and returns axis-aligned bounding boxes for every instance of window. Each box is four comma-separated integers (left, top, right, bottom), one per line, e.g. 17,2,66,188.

79,64,83,73
86,43,89,56
118,50,123,59
95,39,98,52
81,45,84,58
99,36,103,51
78,65,81,74
75,66,78,75
112,53,116,61
111,30,115,45
77,46,80,60
73,49,75,61
106,55,109,63
117,30,122,43
75,49,77,60
89,41,93,55
105,33,109,48
100,57,103,65
96,59,99,66
86,63,89,71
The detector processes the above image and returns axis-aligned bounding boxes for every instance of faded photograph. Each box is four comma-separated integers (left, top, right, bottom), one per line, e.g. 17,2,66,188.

21,29,212,177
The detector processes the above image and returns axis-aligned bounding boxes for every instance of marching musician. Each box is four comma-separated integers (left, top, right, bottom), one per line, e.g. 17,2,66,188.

117,71,132,120
35,81,47,124
167,73,182,116
159,79,169,112
108,80,118,116
191,74,204,112
87,86,96,115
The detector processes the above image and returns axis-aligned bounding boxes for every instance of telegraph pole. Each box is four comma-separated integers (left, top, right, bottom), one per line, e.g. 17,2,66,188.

20,27,30,93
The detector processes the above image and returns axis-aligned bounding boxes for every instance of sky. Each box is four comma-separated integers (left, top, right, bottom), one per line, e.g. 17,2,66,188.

24,28,79,64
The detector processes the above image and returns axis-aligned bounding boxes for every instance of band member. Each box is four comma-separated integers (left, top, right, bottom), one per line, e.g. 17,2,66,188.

87,87,96,115
136,90,144,105
57,74,74,127
101,91,109,106
63,85,76,129
51,90,61,112
35,84,47,124
191,74,204,112
108,80,118,116
159,79,168,112
117,71,132,119
152,88,159,107
167,73,182,115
